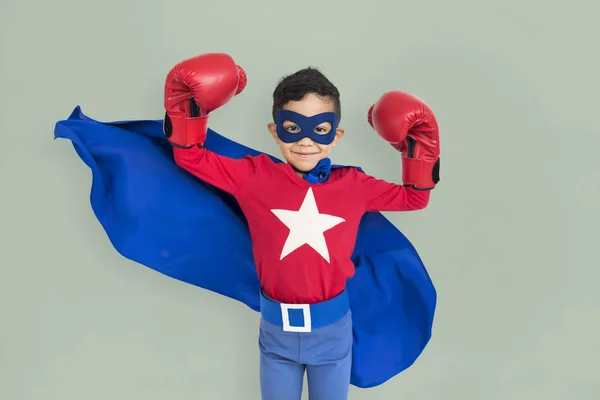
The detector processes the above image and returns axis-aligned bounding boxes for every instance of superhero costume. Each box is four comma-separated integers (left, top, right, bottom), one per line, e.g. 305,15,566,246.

53,53,440,390
172,144,430,305
54,107,437,388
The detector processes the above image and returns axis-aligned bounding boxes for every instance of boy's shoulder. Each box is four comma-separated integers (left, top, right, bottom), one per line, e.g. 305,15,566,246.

240,153,281,165
239,153,292,173
331,164,364,173
330,165,364,179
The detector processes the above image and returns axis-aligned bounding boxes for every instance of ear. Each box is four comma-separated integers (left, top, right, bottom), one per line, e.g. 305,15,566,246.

331,127,345,147
268,122,280,144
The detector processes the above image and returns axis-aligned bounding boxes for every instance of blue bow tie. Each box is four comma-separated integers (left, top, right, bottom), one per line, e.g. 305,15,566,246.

303,158,332,184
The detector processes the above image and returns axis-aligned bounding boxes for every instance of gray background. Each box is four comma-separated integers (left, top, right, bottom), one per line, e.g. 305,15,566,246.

1,0,599,399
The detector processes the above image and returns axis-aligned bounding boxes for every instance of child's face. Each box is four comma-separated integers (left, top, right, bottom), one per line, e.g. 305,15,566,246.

268,93,344,173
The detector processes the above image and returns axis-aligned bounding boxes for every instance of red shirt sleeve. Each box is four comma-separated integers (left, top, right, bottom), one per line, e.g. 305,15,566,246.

357,170,431,212
173,146,259,196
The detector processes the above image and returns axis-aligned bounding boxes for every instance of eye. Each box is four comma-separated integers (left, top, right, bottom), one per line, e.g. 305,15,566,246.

314,124,331,135
283,122,300,133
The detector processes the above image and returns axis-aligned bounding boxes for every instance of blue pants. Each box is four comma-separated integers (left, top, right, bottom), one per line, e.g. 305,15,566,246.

258,310,353,400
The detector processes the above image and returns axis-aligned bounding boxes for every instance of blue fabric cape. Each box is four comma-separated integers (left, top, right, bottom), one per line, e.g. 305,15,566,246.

53,106,437,388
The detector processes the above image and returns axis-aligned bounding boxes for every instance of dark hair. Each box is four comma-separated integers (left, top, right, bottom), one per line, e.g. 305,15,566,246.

272,67,341,121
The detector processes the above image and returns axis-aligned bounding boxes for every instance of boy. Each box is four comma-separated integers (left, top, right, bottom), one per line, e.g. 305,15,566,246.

163,53,440,400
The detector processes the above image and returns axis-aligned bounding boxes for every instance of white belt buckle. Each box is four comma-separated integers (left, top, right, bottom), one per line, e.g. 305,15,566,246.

280,303,311,332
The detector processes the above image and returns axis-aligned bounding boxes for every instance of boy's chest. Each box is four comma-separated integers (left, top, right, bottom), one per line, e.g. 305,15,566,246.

236,169,365,240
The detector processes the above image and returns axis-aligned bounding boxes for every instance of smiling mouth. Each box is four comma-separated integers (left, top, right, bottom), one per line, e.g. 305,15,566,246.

293,152,318,158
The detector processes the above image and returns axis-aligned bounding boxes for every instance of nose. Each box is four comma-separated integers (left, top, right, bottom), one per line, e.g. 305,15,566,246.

297,137,315,146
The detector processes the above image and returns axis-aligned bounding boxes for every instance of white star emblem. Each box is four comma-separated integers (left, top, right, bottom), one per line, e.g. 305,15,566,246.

271,188,345,263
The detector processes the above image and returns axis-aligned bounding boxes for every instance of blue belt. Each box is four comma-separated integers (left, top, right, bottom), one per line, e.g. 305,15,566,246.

259,289,350,333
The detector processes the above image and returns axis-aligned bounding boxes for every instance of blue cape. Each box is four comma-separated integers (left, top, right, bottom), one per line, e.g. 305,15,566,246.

53,106,437,388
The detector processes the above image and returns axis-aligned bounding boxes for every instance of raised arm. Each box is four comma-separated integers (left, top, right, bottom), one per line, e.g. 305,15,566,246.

362,90,441,212
164,53,255,195
359,172,431,212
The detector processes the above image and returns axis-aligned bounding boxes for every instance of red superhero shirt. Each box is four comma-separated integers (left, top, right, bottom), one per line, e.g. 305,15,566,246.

173,146,430,304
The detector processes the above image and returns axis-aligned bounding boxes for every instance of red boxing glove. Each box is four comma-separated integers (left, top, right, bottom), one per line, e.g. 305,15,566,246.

368,91,440,190
163,53,247,147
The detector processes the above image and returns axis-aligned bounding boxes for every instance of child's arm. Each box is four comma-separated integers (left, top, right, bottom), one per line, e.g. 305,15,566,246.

172,146,256,196
363,90,441,211
164,53,253,195
359,173,431,212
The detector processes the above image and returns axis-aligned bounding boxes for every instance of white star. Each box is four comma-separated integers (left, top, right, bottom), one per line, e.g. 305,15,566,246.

271,188,345,263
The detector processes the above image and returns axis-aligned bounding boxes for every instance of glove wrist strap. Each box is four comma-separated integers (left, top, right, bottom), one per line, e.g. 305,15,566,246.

402,156,440,190
164,112,208,147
